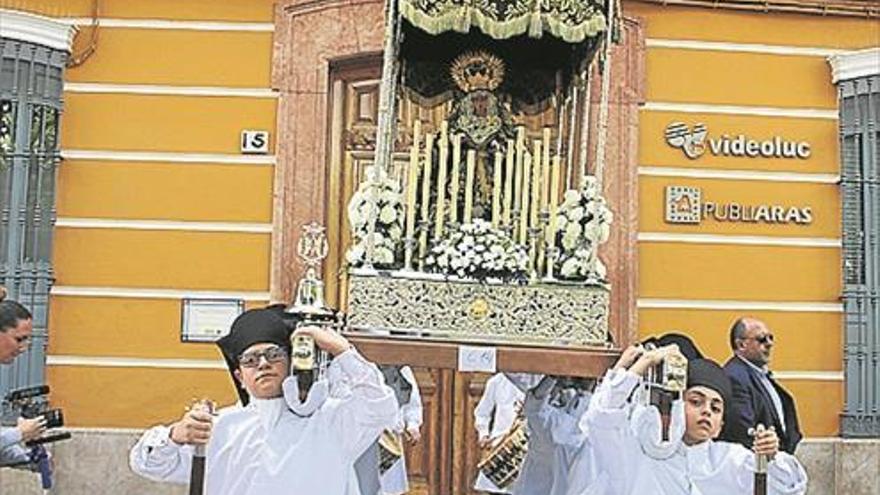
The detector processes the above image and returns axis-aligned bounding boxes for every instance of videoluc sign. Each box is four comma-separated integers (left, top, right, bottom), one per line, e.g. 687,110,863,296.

665,122,812,160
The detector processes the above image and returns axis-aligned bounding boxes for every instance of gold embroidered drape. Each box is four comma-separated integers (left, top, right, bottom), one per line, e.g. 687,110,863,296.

399,0,607,42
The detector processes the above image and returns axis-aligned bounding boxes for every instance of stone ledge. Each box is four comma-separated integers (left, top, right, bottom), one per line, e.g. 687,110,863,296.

0,429,184,495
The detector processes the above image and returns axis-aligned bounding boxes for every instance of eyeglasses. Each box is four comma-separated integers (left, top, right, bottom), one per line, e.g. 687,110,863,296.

745,334,774,345
238,346,288,368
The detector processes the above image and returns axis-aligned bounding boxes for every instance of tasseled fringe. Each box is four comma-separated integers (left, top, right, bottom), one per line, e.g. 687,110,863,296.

528,11,543,38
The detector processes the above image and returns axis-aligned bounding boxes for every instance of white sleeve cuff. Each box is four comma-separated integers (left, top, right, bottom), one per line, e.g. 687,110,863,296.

602,370,642,409
141,425,179,453
333,349,372,380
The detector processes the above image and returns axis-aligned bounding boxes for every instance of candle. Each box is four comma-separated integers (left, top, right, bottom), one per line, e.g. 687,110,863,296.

540,146,550,214
464,149,476,223
449,134,461,224
434,122,449,239
404,120,421,269
503,140,514,226
492,151,503,227
519,153,531,243
547,155,561,243
418,133,435,261
542,128,551,211
513,128,525,217
530,140,542,230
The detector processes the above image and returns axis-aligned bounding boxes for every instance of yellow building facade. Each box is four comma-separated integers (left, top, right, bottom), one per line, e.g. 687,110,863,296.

0,1,878,492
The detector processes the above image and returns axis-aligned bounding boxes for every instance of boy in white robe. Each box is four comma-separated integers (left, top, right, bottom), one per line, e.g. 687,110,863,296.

584,344,808,495
351,365,423,495
129,308,398,495
379,365,423,495
473,373,526,494
507,375,596,495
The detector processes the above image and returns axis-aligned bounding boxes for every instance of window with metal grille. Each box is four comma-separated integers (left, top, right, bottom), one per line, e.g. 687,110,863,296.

0,37,66,403
838,73,879,438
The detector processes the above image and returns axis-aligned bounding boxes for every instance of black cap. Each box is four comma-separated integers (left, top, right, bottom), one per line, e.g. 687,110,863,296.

217,308,291,406
643,332,704,362
687,358,733,407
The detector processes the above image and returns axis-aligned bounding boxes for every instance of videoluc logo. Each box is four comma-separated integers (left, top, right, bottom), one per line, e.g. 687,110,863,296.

665,122,811,160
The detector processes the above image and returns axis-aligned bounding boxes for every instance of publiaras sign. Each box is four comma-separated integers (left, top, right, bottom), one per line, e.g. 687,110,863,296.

664,122,811,160
665,186,813,225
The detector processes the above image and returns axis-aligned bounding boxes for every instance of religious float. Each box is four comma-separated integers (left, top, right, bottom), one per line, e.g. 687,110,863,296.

342,0,623,348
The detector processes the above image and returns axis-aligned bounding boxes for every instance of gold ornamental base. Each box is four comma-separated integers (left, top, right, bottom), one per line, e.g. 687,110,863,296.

346,271,610,346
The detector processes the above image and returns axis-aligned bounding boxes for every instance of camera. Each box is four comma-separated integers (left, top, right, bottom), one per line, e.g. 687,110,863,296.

1,385,70,489
2,385,70,445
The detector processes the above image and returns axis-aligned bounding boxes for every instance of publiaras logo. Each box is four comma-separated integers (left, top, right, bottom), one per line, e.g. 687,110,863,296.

664,122,811,160
665,186,814,225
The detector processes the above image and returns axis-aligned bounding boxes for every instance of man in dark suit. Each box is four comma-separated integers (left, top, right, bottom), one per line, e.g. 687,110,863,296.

720,317,803,454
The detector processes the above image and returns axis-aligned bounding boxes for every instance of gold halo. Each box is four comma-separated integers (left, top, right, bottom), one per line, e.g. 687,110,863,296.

450,51,506,92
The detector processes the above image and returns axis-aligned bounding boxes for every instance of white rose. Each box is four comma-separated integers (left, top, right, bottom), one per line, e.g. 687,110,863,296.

568,206,584,222
437,254,449,268
555,215,568,231
560,257,579,277
562,231,578,250
379,206,397,224
562,189,580,205
375,247,394,265
565,222,582,239
346,244,365,265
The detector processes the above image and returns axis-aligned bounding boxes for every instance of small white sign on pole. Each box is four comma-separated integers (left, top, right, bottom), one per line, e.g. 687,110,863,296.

458,345,497,373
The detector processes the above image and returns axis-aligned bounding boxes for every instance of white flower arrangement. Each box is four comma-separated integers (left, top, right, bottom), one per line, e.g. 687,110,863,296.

345,166,405,268
553,176,613,282
425,219,528,282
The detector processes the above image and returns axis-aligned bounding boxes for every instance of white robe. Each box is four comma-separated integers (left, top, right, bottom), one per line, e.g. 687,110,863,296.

511,379,594,495
129,350,398,495
380,366,423,495
473,373,526,493
582,369,809,495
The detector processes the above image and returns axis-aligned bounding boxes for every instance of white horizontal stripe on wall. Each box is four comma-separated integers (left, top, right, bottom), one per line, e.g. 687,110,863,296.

62,149,275,165
638,298,843,313
638,232,841,248
646,39,844,57
773,371,844,382
55,218,273,234
639,166,840,184
64,18,274,32
643,102,838,120
47,355,226,370
65,82,278,98
51,286,271,301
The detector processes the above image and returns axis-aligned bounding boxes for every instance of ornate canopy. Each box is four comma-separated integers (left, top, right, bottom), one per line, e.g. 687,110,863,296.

399,0,607,43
